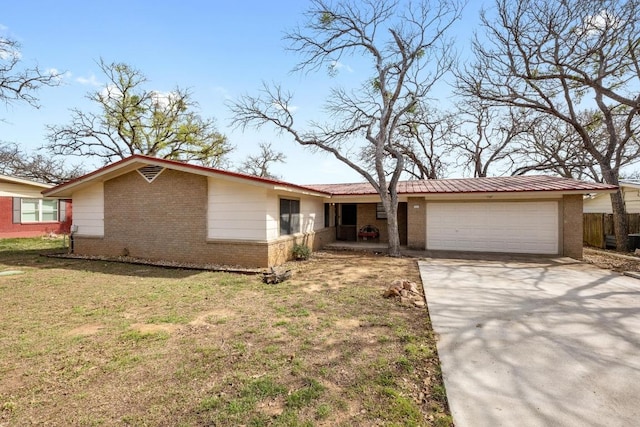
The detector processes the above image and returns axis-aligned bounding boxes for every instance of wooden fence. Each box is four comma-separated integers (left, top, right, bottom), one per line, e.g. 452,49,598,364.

583,213,640,248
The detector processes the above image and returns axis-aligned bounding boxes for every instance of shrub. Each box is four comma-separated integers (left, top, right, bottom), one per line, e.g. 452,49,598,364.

292,244,311,260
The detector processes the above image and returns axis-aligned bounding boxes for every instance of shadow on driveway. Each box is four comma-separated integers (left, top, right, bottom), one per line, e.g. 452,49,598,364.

419,257,640,427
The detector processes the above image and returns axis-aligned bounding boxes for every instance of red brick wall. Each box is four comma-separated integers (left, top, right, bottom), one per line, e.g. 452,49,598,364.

0,197,72,238
72,170,335,268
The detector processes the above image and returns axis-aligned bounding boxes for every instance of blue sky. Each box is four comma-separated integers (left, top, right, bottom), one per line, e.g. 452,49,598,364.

1,0,483,184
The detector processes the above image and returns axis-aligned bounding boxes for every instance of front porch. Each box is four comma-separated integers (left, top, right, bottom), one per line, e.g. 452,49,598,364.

332,202,408,245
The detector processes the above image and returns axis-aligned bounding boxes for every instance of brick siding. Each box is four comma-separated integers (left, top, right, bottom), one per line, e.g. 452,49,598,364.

407,197,426,249
562,194,583,259
72,170,335,268
354,202,407,244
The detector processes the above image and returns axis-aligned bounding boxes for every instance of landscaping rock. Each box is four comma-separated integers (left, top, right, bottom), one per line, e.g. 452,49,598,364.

383,278,425,308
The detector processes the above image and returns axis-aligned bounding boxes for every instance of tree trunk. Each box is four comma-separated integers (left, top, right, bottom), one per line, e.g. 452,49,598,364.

601,168,629,252
381,194,401,257
610,189,629,252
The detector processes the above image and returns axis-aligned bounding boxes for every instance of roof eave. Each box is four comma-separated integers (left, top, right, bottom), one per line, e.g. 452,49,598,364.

0,174,52,189
43,155,333,198
324,187,618,200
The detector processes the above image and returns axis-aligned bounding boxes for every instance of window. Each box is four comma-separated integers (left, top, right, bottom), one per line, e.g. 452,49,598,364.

324,203,330,227
14,198,59,223
376,203,387,219
280,198,300,236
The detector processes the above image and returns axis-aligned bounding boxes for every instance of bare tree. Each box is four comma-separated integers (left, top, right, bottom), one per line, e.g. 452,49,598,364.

239,142,286,179
0,142,83,184
395,104,450,179
230,0,464,256
510,111,640,182
46,59,232,166
0,36,60,111
458,0,640,251
444,100,531,177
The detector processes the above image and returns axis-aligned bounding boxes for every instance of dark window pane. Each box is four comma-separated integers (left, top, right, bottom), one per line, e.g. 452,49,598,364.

280,198,300,235
324,204,330,227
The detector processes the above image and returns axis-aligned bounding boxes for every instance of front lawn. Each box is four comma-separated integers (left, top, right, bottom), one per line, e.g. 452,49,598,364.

0,237,451,426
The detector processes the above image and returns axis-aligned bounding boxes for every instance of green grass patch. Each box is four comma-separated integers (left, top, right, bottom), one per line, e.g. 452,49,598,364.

147,313,189,324
0,236,67,252
286,378,324,409
119,330,170,343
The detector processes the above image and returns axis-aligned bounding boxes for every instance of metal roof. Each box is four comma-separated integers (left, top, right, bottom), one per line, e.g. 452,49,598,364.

308,175,617,195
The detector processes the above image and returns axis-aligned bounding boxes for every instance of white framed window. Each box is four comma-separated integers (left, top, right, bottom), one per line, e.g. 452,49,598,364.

16,198,59,223
280,198,300,236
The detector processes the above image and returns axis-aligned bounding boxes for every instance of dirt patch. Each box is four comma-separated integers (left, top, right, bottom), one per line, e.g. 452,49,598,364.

584,247,640,272
68,323,105,336
189,308,236,326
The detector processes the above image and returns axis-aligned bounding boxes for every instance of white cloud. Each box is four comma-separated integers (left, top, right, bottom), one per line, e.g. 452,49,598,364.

150,90,179,108
76,74,101,87
212,85,232,100
582,10,619,36
0,45,20,60
100,83,122,99
330,60,353,73
47,68,70,83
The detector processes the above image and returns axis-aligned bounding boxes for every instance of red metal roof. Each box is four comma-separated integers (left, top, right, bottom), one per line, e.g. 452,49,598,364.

307,175,617,195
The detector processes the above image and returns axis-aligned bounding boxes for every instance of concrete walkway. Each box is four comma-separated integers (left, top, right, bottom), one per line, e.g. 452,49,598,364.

419,257,640,427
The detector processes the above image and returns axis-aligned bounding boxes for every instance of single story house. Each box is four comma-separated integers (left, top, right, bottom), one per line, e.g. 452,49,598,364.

43,155,616,268
583,180,640,213
0,174,72,238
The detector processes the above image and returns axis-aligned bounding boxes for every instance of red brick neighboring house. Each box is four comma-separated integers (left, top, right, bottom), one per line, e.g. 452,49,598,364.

43,155,616,268
0,175,72,238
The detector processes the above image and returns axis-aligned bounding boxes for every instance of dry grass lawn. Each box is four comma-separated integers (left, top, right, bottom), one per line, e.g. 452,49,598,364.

0,238,451,426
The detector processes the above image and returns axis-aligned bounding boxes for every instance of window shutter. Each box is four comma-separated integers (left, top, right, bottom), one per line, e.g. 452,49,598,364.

12,198,21,223
59,200,66,222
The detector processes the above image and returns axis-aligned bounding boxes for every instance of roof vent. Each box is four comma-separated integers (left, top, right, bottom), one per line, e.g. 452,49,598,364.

137,165,165,183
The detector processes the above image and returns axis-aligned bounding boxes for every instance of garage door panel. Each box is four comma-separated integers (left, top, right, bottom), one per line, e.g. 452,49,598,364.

426,201,558,254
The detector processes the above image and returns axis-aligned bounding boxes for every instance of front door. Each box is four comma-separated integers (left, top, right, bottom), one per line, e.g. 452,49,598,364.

337,204,357,241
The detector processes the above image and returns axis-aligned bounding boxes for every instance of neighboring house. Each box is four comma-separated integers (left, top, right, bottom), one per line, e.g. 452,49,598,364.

0,175,72,238
583,180,640,213
43,155,616,268
583,180,640,249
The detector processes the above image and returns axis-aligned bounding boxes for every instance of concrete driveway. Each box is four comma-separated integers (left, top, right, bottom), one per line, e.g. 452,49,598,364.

419,256,640,427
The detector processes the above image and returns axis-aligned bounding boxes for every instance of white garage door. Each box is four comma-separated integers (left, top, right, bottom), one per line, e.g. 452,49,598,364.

426,201,558,254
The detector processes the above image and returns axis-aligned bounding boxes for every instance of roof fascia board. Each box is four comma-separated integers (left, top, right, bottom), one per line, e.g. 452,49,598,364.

327,189,616,202
0,174,52,189
44,156,332,198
